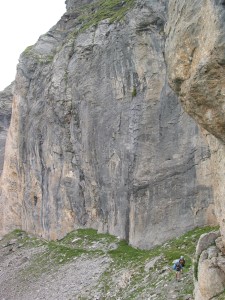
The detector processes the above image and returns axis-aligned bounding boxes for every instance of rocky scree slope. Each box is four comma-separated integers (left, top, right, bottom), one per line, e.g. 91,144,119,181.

0,0,216,249
0,226,219,300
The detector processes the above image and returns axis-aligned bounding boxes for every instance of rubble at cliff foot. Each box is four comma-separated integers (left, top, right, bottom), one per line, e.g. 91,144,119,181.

0,226,219,300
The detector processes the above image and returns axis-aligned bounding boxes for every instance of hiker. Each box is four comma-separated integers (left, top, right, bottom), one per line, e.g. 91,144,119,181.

173,260,183,281
172,256,185,281
179,256,185,268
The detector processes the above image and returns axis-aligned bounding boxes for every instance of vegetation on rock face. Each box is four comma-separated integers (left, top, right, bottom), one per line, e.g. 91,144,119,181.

23,45,33,56
0,226,219,299
22,46,55,64
65,0,136,47
76,0,136,30
132,87,137,97
21,0,136,64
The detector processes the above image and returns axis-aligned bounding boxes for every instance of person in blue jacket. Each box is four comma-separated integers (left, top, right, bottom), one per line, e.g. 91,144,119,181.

173,256,185,281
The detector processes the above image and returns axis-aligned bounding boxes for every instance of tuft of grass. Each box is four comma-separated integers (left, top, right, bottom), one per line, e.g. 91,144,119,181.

109,239,158,267
23,45,33,55
0,229,29,247
132,87,137,97
47,241,88,264
194,254,200,281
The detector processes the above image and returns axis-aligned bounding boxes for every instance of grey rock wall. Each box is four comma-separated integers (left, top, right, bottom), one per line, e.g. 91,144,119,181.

166,0,225,245
0,0,216,248
165,1,225,298
0,83,13,174
166,0,225,143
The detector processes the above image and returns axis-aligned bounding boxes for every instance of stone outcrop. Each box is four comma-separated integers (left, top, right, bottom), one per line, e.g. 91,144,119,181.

194,232,225,300
216,236,225,255
0,0,217,248
166,0,225,143
166,0,225,246
195,230,220,258
166,1,225,298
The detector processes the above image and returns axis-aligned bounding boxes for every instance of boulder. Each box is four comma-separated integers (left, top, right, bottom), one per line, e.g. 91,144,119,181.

196,231,220,258
195,243,225,300
197,249,225,300
215,237,225,255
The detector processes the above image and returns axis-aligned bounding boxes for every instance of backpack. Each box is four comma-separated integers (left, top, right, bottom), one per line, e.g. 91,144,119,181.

173,262,181,271
179,258,185,267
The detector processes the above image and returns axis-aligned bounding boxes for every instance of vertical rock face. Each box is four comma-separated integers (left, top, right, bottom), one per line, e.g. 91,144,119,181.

166,1,225,298
0,0,217,248
166,0,225,244
0,83,13,237
166,0,225,142
0,83,13,174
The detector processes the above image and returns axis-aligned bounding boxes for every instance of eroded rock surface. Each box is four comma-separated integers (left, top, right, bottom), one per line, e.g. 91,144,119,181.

0,83,13,174
166,0,225,248
0,0,217,248
195,230,220,258
166,2,225,298
166,0,225,143
195,232,225,300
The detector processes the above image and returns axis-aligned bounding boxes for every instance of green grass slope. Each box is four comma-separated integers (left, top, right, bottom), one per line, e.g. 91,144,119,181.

0,226,219,299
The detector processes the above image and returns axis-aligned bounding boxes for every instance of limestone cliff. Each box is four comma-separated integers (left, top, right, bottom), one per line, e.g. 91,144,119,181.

0,0,217,250
0,83,13,174
166,0,225,244
166,0,225,298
